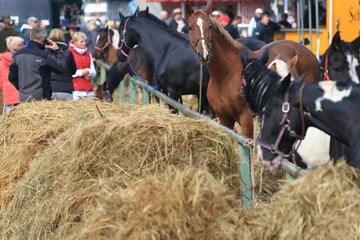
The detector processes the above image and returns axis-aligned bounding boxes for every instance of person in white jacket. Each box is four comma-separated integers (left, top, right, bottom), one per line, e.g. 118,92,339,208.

247,8,263,37
20,16,39,46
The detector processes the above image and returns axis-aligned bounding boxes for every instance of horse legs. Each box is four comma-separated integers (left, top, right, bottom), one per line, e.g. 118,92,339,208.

348,133,360,168
238,112,254,139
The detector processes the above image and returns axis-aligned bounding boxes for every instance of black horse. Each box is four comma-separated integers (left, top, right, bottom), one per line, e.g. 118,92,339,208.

117,9,211,113
319,32,360,160
320,31,360,83
254,72,360,170
240,50,326,169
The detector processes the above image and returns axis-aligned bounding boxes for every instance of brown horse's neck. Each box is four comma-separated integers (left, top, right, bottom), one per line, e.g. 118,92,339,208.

108,47,118,65
207,32,244,83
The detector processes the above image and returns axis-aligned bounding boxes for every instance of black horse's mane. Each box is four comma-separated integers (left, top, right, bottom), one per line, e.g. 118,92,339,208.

242,60,282,114
130,11,190,42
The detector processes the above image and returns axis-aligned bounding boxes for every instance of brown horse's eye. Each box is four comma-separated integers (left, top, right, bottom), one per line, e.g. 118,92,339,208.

189,26,193,31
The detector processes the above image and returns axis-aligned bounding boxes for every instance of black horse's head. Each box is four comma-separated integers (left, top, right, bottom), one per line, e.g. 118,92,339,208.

320,31,360,83
257,73,307,170
117,10,141,62
240,48,282,115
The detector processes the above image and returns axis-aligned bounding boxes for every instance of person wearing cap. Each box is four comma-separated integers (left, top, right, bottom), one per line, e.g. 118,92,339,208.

0,17,19,53
0,36,23,112
217,15,239,39
248,8,263,37
169,8,188,33
20,16,39,46
64,22,80,46
9,27,68,102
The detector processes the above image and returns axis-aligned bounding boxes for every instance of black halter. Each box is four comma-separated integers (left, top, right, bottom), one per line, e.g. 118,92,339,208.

118,18,138,58
257,83,306,159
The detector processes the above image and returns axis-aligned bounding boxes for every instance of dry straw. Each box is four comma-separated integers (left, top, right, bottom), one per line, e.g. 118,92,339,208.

0,100,242,239
249,160,360,240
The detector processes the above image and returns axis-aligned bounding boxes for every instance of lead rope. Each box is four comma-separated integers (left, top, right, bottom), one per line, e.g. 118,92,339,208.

198,63,203,117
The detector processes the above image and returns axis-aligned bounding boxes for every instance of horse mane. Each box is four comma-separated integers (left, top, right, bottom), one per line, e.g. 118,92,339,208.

136,11,190,42
209,17,244,49
242,60,282,114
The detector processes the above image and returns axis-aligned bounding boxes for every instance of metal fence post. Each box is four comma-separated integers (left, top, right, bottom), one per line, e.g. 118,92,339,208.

238,144,252,208
129,80,137,104
119,80,126,103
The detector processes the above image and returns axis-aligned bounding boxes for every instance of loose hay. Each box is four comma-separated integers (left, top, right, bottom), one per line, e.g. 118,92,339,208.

0,100,242,239
75,167,234,240
249,160,360,240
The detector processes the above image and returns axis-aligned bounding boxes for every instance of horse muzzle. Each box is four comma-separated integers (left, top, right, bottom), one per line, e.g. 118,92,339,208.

257,145,283,171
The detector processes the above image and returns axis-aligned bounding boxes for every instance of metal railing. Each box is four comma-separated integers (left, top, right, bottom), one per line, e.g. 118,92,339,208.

95,60,306,208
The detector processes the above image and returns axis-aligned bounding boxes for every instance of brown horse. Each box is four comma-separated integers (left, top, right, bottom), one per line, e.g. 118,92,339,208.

185,0,321,138
92,27,118,65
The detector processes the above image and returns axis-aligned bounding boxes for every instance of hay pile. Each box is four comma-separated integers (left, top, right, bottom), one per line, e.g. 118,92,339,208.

3,100,358,240
248,161,360,240
0,100,242,239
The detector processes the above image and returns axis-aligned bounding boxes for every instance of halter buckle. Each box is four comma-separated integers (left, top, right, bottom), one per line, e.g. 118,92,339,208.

282,102,290,113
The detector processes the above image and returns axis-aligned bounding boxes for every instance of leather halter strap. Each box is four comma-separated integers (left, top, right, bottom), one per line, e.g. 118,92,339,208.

323,52,331,80
94,29,112,52
118,18,138,58
257,83,306,159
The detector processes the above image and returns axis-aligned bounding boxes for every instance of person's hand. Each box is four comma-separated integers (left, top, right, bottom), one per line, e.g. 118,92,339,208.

82,68,90,79
177,19,185,32
45,38,59,51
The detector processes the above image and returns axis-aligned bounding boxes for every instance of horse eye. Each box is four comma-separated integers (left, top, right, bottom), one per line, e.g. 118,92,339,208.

189,26,193,31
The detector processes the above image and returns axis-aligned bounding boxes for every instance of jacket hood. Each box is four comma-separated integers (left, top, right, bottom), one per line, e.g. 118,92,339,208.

56,42,68,50
20,23,32,32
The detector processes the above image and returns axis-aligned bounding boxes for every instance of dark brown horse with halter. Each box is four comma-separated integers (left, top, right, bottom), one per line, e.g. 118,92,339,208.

185,0,321,138
92,26,118,66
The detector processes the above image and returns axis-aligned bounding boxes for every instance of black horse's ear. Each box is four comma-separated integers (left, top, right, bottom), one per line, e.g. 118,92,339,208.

204,0,213,15
260,48,269,64
105,25,109,31
119,11,126,22
185,0,194,17
294,72,307,84
279,73,292,94
351,34,360,52
240,48,249,65
134,7,140,16
332,31,341,49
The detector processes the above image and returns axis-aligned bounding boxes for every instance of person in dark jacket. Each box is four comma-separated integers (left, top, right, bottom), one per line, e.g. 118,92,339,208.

254,12,281,44
168,8,188,33
0,18,19,53
48,28,77,100
217,15,239,39
9,27,67,102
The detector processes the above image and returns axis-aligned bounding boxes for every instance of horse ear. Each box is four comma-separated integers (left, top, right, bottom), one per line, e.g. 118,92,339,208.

293,72,307,85
351,35,360,52
119,11,126,22
185,0,194,17
240,48,249,65
105,25,109,31
145,6,149,13
204,0,213,15
134,7,140,16
331,31,341,49
278,73,292,94
260,48,269,64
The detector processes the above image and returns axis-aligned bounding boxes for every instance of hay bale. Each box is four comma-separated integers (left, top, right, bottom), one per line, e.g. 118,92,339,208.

74,167,234,240
0,100,130,206
250,161,360,240
0,100,241,239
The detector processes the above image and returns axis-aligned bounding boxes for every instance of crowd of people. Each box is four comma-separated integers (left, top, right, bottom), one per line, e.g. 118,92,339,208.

0,15,99,113
0,5,295,113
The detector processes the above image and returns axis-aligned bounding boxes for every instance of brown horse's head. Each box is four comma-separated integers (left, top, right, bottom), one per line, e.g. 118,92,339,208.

186,0,213,62
93,26,114,62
